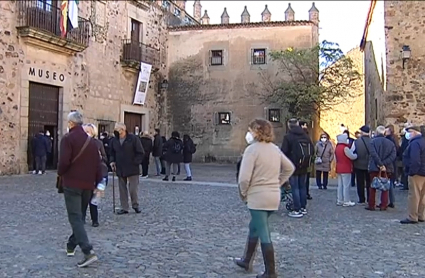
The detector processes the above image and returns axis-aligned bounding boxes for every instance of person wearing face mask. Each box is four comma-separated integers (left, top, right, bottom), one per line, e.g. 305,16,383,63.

82,124,108,227
314,133,334,190
299,121,313,200
400,126,425,224
109,123,145,215
385,124,400,208
352,125,372,204
235,118,295,278
343,130,356,188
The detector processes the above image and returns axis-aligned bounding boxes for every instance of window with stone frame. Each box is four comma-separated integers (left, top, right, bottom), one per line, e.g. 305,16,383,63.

218,112,231,125
210,50,223,66
268,109,281,123
252,48,266,65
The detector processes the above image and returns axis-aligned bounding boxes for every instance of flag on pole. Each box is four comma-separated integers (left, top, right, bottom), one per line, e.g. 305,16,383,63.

68,0,79,29
60,0,69,38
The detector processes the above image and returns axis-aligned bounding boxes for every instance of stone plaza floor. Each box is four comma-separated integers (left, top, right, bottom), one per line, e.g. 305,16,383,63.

0,163,424,278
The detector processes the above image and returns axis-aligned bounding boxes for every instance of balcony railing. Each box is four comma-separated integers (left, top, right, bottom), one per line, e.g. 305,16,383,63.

121,39,160,69
16,0,90,48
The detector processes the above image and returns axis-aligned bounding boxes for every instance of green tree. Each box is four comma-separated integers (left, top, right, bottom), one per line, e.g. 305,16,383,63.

260,40,362,121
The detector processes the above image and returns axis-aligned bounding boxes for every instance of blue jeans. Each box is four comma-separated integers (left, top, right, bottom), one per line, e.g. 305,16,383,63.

290,174,307,211
248,209,273,244
154,157,161,175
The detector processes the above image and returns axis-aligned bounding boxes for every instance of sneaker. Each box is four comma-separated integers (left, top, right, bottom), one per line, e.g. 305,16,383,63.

66,248,76,257
162,176,169,181
32,170,37,174
77,252,98,268
336,201,344,206
183,177,192,181
172,176,176,182
141,175,148,179
38,171,42,175
300,208,307,215
288,211,303,218
343,201,356,207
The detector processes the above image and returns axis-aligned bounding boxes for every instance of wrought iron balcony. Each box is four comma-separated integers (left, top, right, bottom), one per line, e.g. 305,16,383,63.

16,0,90,54
121,39,160,71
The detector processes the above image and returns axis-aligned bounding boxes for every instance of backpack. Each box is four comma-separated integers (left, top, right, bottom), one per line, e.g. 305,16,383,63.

292,139,313,169
172,141,182,154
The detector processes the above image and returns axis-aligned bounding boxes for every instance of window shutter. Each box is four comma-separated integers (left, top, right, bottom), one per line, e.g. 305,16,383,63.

213,112,218,125
250,49,253,65
229,111,233,125
208,50,212,66
264,107,268,119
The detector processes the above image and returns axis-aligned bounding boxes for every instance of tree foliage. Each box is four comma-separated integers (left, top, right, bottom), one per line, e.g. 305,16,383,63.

260,40,362,121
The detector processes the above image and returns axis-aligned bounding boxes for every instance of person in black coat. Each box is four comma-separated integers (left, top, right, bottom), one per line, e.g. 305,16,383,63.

139,131,153,178
31,131,49,174
163,131,184,182
152,129,163,176
182,134,196,181
160,136,167,175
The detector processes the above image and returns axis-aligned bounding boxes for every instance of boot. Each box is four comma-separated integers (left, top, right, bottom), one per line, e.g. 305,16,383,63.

234,236,259,272
257,243,277,278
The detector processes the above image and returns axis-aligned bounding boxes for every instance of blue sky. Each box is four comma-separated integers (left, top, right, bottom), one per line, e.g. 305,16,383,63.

185,1,371,54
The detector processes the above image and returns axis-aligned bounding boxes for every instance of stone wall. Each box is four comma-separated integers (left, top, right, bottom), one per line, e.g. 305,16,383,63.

167,23,316,162
364,41,385,129
385,1,425,127
0,1,168,175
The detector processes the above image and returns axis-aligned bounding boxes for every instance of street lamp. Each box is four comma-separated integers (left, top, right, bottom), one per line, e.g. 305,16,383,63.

159,80,168,90
401,45,411,69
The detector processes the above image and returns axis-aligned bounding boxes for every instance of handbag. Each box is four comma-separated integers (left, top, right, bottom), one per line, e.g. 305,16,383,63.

371,170,391,191
315,143,328,164
56,136,92,193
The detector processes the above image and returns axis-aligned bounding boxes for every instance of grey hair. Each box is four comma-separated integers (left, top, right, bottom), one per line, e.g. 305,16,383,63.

67,111,83,125
376,125,386,135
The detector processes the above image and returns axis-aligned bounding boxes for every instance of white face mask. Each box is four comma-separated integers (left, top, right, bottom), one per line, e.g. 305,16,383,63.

45,131,50,136
320,138,327,142
245,132,254,144
86,132,92,137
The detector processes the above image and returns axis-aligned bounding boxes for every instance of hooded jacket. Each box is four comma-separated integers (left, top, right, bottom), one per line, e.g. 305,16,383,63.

335,134,357,174
281,126,314,175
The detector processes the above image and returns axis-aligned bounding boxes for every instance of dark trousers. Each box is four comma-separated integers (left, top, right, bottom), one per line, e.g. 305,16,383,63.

316,170,329,188
248,209,273,243
82,190,98,224
160,158,166,174
306,172,311,196
355,168,370,203
351,171,356,187
402,171,409,190
290,174,307,211
64,187,93,255
35,155,47,173
141,156,149,176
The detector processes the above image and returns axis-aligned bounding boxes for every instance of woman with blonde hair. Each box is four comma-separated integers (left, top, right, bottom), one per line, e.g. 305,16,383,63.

235,118,295,278
82,124,108,227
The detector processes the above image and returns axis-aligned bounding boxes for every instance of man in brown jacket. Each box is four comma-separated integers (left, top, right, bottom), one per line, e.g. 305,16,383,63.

58,111,102,268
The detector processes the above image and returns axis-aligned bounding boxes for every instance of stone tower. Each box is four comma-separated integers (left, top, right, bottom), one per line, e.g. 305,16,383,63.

201,10,210,25
193,0,202,22
241,6,250,23
308,2,319,25
285,3,295,21
221,7,230,24
261,5,271,22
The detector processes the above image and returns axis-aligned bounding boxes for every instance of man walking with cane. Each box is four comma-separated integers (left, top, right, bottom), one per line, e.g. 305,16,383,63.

110,123,145,215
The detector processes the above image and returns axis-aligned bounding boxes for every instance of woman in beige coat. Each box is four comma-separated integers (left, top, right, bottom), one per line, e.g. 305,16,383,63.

235,118,295,278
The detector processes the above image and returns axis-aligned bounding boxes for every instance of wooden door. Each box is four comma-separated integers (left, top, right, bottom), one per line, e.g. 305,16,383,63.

28,82,59,170
124,112,143,135
131,19,141,43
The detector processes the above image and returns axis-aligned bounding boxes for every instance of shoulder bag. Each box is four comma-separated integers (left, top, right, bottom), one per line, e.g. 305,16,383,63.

315,143,328,164
56,136,92,193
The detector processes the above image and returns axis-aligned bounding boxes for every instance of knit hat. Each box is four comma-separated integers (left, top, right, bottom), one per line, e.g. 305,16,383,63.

360,125,370,133
336,134,348,144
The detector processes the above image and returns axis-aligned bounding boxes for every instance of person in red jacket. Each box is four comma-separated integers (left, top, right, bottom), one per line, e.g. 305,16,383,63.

335,134,358,207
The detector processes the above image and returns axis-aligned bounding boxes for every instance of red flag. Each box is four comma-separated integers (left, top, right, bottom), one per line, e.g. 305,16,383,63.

60,0,69,38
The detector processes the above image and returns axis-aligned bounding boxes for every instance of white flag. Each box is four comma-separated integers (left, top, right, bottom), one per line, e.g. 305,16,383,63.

68,0,79,29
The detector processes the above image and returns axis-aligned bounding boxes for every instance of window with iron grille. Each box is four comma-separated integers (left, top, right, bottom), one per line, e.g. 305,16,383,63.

218,112,231,125
252,48,266,65
268,109,281,123
210,50,223,66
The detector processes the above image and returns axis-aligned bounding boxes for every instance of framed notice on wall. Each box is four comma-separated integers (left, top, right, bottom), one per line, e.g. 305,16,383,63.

133,62,152,105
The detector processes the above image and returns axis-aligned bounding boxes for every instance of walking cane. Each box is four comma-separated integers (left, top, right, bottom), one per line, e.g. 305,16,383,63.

112,170,116,214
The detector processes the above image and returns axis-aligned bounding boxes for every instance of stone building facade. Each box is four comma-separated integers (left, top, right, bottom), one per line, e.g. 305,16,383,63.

384,1,425,127
166,4,319,162
0,0,197,175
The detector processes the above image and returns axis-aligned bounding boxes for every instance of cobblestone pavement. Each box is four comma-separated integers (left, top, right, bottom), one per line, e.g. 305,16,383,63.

0,164,424,278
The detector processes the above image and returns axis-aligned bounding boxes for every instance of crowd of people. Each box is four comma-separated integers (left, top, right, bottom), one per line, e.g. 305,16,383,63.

237,118,425,277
